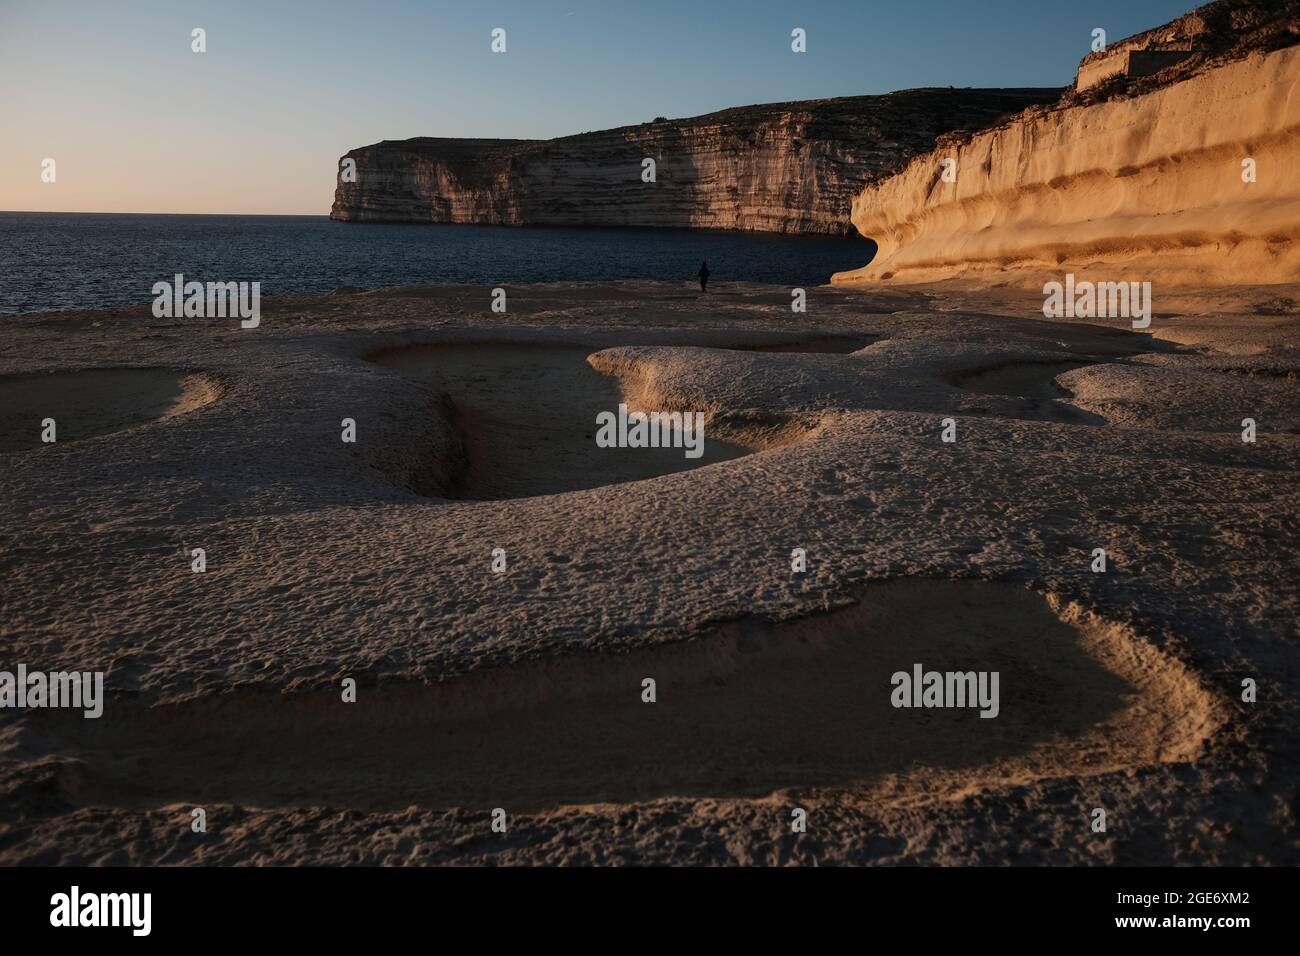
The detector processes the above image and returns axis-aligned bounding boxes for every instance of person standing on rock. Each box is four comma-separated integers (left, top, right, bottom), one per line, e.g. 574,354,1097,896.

697,260,710,293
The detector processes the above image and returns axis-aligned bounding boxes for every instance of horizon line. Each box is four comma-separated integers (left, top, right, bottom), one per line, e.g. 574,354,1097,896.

0,210,334,218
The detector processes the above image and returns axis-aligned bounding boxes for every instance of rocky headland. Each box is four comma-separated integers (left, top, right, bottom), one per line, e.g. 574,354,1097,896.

329,89,1059,235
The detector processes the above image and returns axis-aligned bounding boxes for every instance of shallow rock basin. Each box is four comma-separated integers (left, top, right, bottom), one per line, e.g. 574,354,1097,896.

25,580,1216,813
369,343,760,499
0,368,220,453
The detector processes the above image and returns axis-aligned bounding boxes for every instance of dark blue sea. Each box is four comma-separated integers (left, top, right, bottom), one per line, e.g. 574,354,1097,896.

0,212,875,315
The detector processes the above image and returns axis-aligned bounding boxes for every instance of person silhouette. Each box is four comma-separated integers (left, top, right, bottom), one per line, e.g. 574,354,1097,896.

697,260,710,292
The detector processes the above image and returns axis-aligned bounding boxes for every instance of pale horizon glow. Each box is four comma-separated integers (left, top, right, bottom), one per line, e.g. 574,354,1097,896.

0,0,1193,216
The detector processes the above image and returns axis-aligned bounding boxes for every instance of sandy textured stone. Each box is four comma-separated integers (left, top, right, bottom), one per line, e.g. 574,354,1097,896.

834,3,1300,286
1,280,1296,865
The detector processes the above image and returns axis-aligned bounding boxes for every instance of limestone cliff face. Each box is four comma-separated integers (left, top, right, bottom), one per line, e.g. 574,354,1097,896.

329,90,1059,235
834,0,1300,287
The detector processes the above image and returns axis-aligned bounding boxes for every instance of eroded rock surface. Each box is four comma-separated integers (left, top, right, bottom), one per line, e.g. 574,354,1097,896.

1,280,1296,865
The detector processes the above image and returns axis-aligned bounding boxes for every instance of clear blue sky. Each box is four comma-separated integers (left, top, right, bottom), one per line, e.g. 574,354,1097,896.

0,0,1195,214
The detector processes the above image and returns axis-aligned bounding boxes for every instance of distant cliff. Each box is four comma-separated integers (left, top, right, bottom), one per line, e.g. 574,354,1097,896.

329,89,1059,235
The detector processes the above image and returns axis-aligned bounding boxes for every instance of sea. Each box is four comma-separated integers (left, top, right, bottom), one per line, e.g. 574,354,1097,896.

0,212,875,315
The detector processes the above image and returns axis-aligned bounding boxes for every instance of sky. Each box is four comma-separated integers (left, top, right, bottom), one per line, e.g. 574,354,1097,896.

0,0,1195,215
